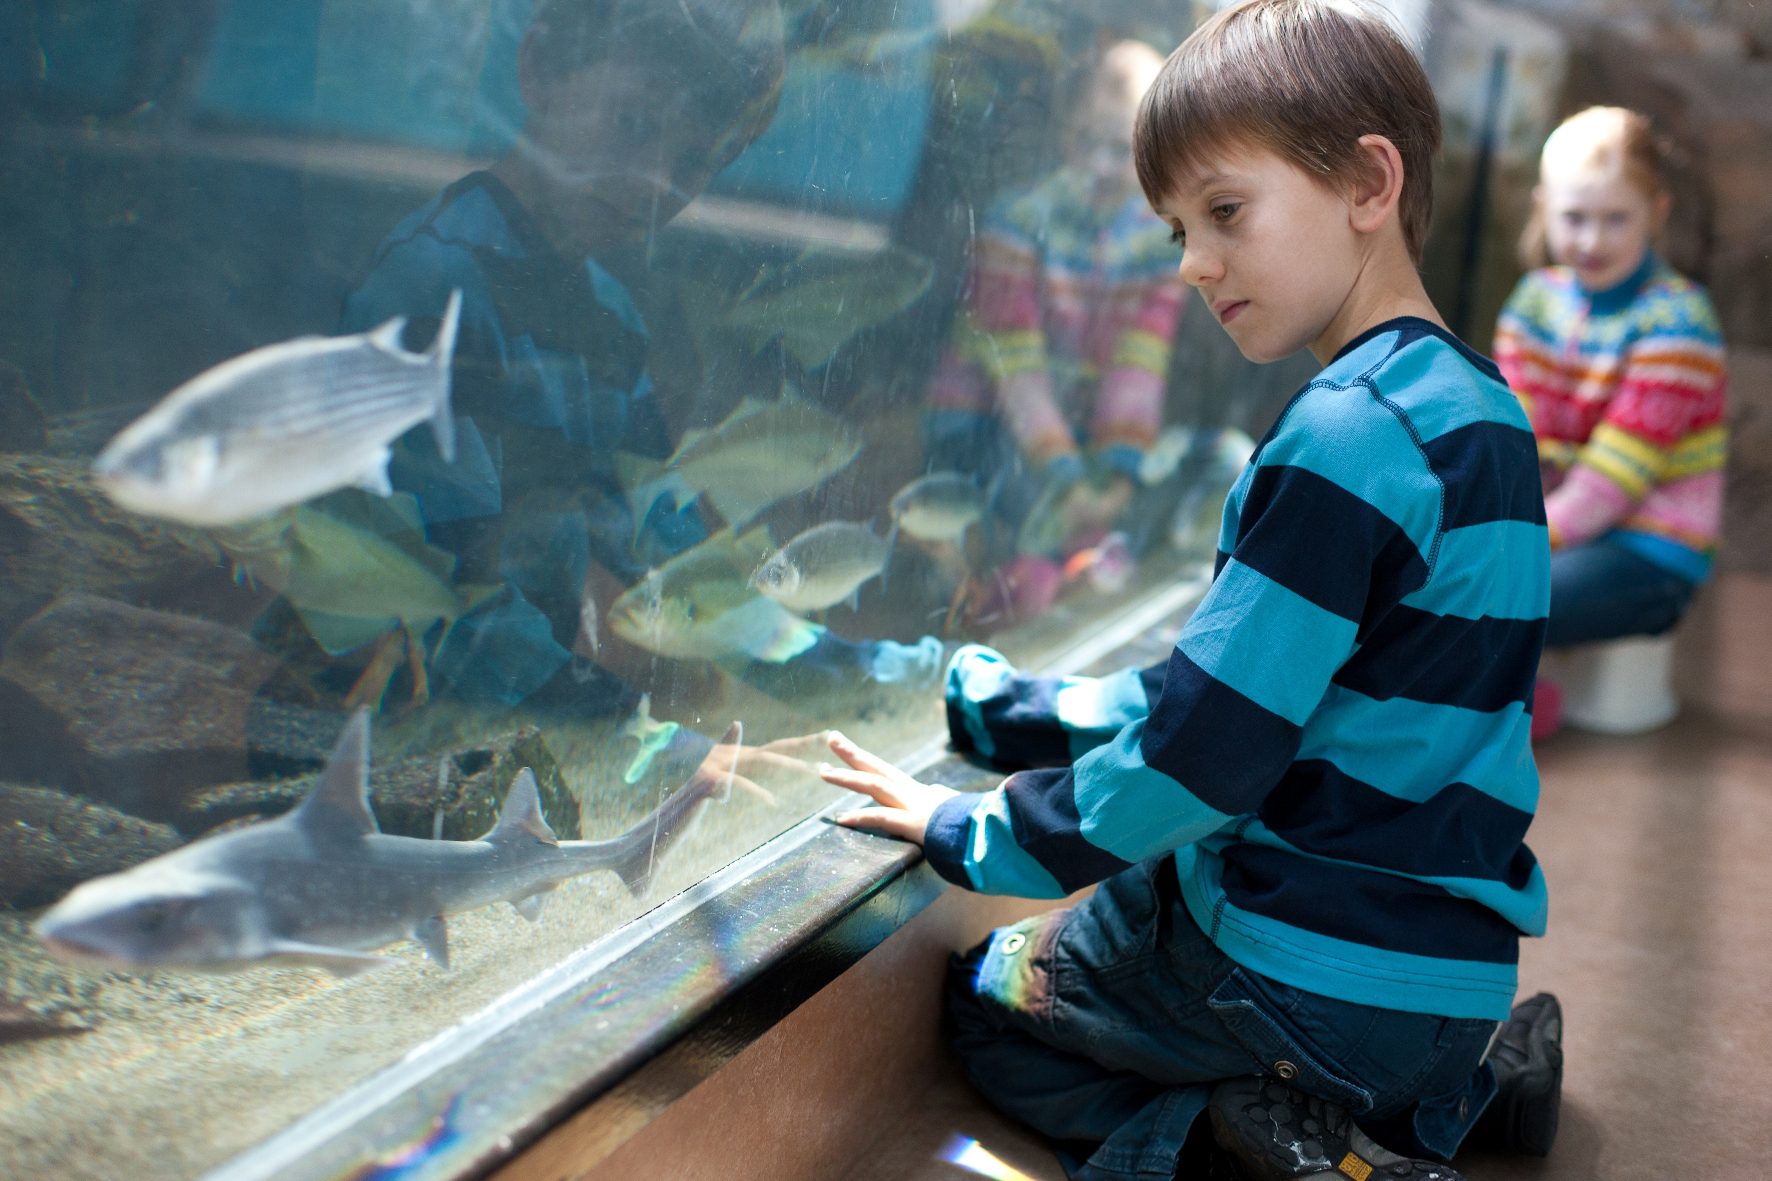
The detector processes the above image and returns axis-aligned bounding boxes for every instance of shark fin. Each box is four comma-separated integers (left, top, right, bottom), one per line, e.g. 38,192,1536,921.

264,940,394,977
414,915,449,969
294,709,381,838
510,889,553,922
486,769,559,846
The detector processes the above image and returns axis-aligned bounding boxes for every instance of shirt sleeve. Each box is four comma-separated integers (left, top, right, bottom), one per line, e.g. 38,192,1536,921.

1090,279,1185,471
925,411,1439,896
963,213,1074,468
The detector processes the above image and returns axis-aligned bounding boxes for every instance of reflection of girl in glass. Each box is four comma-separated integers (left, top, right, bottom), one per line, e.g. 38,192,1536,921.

924,39,1186,621
1492,107,1728,730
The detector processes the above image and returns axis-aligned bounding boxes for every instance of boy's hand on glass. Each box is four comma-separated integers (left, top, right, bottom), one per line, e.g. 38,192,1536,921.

819,732,958,847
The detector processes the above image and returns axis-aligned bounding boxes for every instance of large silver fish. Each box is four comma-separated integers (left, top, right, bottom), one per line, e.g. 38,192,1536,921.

93,290,462,527
33,710,744,976
751,521,892,613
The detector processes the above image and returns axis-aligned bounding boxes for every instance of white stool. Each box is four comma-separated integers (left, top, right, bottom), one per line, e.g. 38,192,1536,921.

1552,633,1680,735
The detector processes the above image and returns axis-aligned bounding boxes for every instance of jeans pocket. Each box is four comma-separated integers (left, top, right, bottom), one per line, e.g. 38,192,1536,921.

1206,969,1375,1112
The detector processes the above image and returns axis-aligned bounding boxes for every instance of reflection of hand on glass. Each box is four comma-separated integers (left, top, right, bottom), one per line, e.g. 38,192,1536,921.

707,729,841,805
819,732,958,847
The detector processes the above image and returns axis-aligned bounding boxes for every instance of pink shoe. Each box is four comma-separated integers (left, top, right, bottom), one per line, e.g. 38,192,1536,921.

1530,678,1563,742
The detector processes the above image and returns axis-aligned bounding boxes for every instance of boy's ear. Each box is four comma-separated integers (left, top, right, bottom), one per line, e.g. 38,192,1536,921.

1347,134,1406,238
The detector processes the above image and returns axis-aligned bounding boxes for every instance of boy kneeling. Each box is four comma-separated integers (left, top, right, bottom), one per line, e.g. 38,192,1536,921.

821,1,1563,1177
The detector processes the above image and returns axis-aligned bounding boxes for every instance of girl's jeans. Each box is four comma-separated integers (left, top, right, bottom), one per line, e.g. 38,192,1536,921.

945,856,1500,1181
1546,536,1699,648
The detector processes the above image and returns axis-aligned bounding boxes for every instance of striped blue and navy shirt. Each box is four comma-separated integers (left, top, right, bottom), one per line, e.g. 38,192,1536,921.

929,318,1550,1021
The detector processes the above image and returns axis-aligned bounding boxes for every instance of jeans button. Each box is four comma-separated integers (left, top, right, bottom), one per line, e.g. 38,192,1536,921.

1001,932,1027,954
1274,1060,1298,1080
1459,1096,1470,1120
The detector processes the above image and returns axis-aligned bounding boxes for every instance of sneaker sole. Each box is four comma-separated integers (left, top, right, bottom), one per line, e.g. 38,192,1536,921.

1210,1078,1466,1180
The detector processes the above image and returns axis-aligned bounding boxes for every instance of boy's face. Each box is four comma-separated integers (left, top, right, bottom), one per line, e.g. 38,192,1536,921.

1538,162,1666,292
1151,144,1364,364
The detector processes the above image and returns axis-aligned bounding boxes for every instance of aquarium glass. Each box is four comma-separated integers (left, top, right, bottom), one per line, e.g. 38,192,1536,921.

0,1,1497,1176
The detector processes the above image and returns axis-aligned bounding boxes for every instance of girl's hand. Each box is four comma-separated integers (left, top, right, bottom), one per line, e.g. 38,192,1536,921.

819,732,959,846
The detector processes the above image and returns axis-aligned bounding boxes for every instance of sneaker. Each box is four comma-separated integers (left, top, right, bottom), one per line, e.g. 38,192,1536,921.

1209,1077,1466,1180
1467,991,1563,1156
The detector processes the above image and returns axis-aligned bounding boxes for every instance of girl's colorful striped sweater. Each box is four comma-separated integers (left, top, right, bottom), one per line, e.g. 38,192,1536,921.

1491,254,1728,582
928,167,1184,478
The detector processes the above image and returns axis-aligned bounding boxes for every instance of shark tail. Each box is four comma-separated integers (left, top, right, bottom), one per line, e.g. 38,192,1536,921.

608,721,743,897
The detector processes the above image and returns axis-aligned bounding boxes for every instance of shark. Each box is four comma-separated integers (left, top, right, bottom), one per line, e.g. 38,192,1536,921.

33,710,746,976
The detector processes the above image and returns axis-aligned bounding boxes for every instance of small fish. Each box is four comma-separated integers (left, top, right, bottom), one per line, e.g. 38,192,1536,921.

752,521,892,613
657,394,861,529
32,710,749,976
889,472,985,544
93,290,462,527
606,529,822,664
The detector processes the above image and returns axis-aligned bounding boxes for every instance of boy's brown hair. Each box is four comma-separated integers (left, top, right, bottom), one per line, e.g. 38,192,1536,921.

527,0,785,170
1133,0,1441,263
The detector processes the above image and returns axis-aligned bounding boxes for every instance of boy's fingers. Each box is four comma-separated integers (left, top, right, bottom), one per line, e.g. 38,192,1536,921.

834,807,925,845
818,764,900,807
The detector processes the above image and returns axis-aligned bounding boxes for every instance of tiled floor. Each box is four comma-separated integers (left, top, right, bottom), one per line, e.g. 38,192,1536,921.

846,706,1772,1181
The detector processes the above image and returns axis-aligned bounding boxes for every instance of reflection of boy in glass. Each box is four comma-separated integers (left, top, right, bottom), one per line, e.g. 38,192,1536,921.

925,39,1185,614
343,0,938,712
341,0,783,709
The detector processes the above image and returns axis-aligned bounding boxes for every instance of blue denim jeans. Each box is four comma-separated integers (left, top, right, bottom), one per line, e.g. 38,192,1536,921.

945,857,1500,1180
1547,537,1698,649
